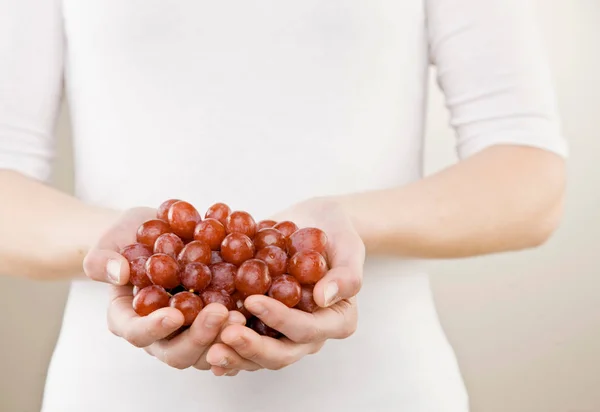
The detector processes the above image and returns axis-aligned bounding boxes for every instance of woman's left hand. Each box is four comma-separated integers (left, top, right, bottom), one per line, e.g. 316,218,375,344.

205,198,365,375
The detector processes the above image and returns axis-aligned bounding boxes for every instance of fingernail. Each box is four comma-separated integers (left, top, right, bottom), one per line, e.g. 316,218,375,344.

218,357,229,367
162,317,179,328
106,259,121,284
324,282,339,306
248,302,267,316
205,312,224,328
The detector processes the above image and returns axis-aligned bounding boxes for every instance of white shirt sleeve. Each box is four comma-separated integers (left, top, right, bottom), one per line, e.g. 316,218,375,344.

426,0,569,159
0,0,64,182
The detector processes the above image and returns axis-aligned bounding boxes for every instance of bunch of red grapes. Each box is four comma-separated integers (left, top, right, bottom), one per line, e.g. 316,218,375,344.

120,199,329,339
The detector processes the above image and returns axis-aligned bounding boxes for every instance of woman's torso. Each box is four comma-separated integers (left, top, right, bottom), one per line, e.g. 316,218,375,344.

43,1,468,410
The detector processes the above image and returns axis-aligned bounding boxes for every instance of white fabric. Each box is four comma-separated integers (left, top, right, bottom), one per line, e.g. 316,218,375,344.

0,0,567,411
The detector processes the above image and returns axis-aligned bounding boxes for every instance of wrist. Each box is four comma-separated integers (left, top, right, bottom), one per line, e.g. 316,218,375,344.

40,205,121,279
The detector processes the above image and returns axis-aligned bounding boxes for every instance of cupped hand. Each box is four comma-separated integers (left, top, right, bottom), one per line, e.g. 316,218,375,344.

207,198,365,375
82,208,244,370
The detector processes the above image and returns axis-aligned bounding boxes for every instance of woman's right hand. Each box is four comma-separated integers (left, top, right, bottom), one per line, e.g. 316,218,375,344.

83,207,244,371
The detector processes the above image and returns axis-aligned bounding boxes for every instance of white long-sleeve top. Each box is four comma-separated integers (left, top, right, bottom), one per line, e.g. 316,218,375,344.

0,0,567,411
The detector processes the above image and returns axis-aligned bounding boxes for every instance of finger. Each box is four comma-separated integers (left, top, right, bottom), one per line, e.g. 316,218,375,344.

214,310,247,344
244,294,358,343
210,366,240,377
221,324,321,370
83,248,130,285
107,285,184,347
145,303,229,370
314,231,365,306
206,343,262,371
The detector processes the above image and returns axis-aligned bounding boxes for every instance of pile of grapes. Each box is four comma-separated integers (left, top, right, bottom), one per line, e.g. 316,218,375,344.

120,200,329,338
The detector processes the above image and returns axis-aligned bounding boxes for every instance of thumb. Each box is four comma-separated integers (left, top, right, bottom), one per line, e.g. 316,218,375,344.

312,265,363,308
83,248,130,285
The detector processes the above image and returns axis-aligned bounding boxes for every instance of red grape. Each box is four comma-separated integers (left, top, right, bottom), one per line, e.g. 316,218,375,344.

288,251,328,285
205,202,231,226
157,199,181,221
220,233,255,266
200,289,235,311
194,218,226,250
254,228,286,250
231,291,252,320
273,221,298,238
295,286,319,313
168,201,201,240
133,285,170,316
235,259,271,296
210,251,224,265
256,220,277,231
170,292,203,326
255,246,287,277
268,274,301,307
129,257,152,288
287,227,328,256
180,262,211,292
248,317,280,338
132,286,141,297
208,262,237,295
120,243,152,262
136,219,171,248
178,240,211,266
225,211,256,238
146,253,180,289
154,233,184,258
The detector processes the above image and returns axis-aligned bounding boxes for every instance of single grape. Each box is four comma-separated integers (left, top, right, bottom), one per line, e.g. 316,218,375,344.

210,251,224,265
132,285,170,316
248,317,280,338
268,274,301,307
120,243,153,262
225,211,256,238
170,292,204,326
287,227,328,256
255,246,287,277
157,199,181,221
295,286,319,313
194,218,226,251
273,221,298,238
205,202,231,226
208,262,237,295
129,257,152,288
220,233,255,266
256,220,277,231
231,291,252,320
154,233,184,258
235,259,271,296
136,219,172,248
180,262,212,292
254,228,286,250
288,251,328,285
168,201,201,240
146,253,180,289
178,240,211,266
200,289,235,311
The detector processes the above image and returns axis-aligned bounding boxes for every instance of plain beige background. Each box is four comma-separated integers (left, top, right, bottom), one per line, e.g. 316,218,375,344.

1,1,598,411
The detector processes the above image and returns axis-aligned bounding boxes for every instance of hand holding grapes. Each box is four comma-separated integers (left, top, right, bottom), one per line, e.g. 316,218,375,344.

206,198,365,374
82,205,241,371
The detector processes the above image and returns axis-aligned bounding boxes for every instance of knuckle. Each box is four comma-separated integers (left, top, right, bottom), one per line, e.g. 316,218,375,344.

123,330,146,348
349,275,362,294
164,354,191,370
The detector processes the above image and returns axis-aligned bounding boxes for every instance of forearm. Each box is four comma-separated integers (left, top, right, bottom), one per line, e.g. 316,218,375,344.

338,145,566,258
0,171,118,279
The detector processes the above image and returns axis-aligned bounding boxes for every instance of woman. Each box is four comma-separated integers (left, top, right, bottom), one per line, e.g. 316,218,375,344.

0,0,567,411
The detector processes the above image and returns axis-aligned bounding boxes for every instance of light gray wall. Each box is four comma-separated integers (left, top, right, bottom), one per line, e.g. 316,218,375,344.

1,1,598,411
